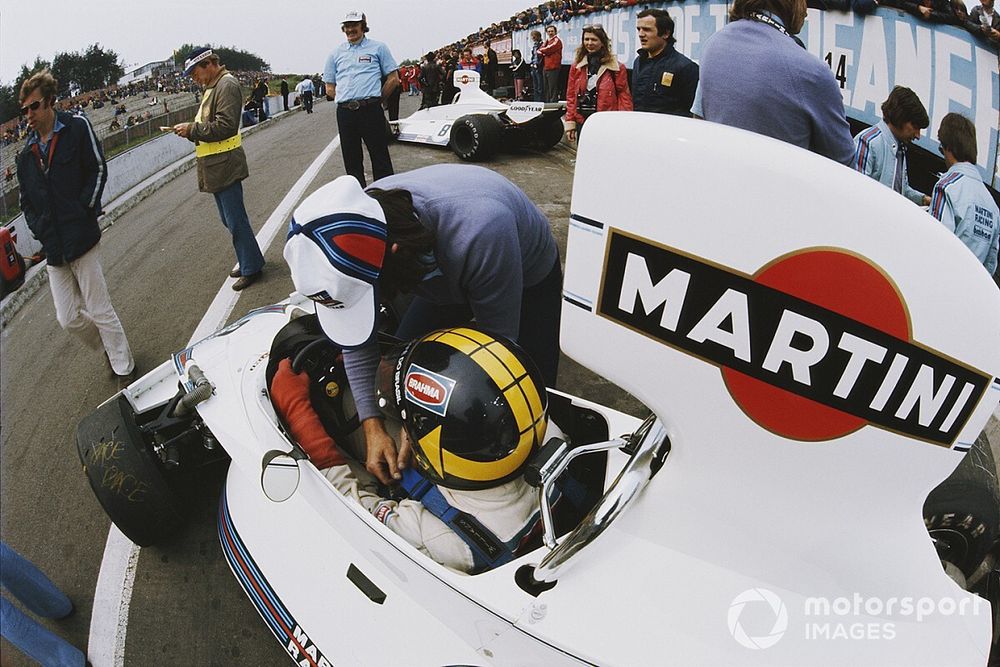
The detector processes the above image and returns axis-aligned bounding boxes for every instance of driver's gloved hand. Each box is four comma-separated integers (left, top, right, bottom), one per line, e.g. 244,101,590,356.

272,358,346,468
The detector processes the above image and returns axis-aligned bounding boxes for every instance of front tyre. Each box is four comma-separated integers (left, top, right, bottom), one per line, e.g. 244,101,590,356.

77,394,187,546
536,113,566,150
450,114,502,161
923,432,999,583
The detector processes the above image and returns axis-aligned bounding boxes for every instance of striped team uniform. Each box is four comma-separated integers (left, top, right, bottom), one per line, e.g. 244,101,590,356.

929,162,998,275
851,120,926,205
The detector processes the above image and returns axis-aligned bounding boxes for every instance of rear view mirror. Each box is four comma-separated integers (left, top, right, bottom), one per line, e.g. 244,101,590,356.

261,450,301,502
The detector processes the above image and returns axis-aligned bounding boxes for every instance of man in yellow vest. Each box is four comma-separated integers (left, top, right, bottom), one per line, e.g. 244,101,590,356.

173,47,264,290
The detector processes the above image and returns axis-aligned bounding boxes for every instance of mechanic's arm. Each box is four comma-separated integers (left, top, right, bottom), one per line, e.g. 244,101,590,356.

381,71,400,101
342,344,412,484
325,83,336,101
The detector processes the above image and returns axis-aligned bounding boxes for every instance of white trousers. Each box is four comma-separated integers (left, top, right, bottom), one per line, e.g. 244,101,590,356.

47,244,134,375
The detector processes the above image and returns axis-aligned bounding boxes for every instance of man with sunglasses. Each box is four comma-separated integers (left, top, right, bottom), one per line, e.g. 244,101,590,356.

173,47,265,291
16,69,136,388
323,10,399,187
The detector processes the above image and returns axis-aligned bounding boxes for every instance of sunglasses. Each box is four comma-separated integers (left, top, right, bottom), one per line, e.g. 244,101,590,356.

19,100,43,115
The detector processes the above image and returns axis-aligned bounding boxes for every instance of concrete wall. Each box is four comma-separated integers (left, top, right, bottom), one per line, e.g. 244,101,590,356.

6,130,194,258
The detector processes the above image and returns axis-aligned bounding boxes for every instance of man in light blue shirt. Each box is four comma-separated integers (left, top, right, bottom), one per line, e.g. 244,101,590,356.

323,9,399,186
852,86,931,206
930,113,998,275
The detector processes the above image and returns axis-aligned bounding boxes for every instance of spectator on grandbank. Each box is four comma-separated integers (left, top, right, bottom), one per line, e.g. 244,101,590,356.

280,77,290,111
530,30,545,102
967,0,1000,41
399,66,412,96
929,113,998,275
538,25,564,102
419,51,445,109
458,48,481,72
252,78,269,122
901,0,963,22
0,542,86,666
852,87,931,205
693,0,855,165
296,76,315,113
483,40,499,93
173,47,265,291
631,9,699,116
16,70,137,387
324,9,399,187
511,49,530,100
565,25,633,143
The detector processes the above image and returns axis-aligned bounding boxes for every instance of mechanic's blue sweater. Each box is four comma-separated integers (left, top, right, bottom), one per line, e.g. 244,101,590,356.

345,164,558,422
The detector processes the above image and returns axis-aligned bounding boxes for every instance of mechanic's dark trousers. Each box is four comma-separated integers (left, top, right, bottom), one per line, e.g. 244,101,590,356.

302,90,313,113
385,87,401,122
282,93,289,111
420,87,440,110
393,256,563,387
337,100,394,187
532,67,545,102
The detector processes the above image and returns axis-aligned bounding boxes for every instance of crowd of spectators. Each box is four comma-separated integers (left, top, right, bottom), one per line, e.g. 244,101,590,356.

430,0,997,65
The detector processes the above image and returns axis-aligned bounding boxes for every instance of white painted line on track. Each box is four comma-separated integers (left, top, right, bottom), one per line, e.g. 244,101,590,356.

88,133,342,667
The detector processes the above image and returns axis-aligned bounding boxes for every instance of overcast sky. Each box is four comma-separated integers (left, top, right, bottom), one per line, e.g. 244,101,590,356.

1,0,533,84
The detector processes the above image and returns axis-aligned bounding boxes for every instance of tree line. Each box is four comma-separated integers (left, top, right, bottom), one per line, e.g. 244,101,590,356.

2,43,269,125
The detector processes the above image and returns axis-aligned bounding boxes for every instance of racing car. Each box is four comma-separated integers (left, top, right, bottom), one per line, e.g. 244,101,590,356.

391,69,566,161
76,114,999,665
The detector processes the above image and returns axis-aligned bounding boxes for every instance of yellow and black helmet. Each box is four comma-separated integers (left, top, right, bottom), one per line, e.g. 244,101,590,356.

376,327,548,491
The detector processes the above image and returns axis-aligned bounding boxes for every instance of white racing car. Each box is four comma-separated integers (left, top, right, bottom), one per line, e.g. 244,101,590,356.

391,69,566,161
77,114,999,665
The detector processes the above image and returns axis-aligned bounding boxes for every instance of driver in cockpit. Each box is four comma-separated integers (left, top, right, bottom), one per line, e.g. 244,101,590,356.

270,327,561,575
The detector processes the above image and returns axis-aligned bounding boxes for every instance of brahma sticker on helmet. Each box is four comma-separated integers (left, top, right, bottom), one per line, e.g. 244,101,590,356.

404,364,457,417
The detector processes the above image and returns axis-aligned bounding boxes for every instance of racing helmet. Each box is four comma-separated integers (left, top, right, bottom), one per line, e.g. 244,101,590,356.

377,327,548,491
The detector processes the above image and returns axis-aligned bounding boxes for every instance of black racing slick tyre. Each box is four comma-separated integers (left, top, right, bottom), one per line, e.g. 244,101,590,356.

77,394,186,546
536,114,566,150
923,432,1000,580
450,114,502,161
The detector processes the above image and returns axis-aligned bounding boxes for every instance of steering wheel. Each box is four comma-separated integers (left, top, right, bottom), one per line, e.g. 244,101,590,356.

291,338,360,437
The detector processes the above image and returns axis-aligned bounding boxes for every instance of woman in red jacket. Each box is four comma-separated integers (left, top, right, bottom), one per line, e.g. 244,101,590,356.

565,24,633,143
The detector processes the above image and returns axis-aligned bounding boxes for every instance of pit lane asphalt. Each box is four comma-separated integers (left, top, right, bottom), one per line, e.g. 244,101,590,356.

0,94,646,666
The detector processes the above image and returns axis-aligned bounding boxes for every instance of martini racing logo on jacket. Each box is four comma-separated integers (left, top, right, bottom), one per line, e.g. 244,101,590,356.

404,364,457,417
597,229,990,446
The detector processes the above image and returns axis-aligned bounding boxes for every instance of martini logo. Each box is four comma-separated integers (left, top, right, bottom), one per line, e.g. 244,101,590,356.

458,74,471,85
306,290,343,309
597,230,990,446
404,364,456,417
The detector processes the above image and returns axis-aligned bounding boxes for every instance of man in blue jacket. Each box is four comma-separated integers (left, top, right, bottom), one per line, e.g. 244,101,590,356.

16,70,135,387
852,87,931,206
930,113,998,275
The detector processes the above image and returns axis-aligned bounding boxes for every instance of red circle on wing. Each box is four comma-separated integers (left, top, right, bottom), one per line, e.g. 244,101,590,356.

722,250,910,441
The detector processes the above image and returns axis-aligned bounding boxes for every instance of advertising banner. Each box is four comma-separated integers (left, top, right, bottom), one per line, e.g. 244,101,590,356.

513,3,999,185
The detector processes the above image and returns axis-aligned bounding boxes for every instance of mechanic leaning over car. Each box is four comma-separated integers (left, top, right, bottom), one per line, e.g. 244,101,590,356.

270,327,560,574
283,165,562,486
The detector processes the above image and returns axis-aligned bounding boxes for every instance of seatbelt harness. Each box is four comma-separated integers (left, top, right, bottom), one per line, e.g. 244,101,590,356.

399,467,533,573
